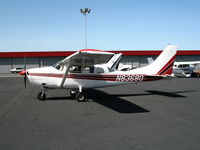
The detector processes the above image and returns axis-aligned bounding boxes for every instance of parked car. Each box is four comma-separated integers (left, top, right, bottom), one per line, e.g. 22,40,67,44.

10,67,24,73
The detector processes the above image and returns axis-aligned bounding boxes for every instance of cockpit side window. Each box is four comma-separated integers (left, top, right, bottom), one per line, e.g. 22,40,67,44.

82,66,95,73
69,65,94,73
69,66,82,73
95,67,104,73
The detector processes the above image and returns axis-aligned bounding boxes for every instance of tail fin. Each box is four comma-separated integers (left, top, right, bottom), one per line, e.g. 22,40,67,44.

153,45,177,75
132,45,177,75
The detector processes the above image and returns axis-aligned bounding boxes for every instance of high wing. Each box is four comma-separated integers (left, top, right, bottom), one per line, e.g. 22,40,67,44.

59,49,115,88
61,49,115,66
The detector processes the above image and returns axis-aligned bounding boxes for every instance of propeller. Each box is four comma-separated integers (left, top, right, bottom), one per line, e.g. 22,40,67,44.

19,70,27,88
24,56,27,88
19,56,27,88
24,71,27,88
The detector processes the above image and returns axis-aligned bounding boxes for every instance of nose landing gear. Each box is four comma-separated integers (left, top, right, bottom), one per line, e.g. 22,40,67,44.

37,92,46,101
37,84,47,101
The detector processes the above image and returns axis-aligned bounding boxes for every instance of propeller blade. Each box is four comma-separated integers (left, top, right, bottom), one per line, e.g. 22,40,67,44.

19,70,27,88
24,72,27,88
24,56,27,88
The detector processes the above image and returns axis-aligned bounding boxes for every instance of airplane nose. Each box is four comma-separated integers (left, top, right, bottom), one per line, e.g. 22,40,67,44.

19,70,26,75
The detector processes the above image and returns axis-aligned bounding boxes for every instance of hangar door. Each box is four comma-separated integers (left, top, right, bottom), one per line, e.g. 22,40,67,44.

0,58,11,73
12,57,39,69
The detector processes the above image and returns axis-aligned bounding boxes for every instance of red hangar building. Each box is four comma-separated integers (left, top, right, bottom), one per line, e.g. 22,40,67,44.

0,49,200,73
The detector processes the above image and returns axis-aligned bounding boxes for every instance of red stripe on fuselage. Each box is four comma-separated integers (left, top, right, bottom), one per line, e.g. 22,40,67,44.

28,73,163,82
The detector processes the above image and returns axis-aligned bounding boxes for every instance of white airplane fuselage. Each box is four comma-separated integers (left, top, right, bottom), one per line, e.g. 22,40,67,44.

27,66,156,89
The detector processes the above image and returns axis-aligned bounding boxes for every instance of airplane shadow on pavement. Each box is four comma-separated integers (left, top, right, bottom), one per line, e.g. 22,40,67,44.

146,90,188,98
85,89,194,113
85,89,149,114
112,90,194,98
45,89,194,114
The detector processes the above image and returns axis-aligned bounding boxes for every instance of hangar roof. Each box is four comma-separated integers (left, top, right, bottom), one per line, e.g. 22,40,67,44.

0,49,200,58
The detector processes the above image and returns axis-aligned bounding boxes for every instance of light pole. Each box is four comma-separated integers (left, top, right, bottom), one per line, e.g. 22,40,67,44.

80,8,91,49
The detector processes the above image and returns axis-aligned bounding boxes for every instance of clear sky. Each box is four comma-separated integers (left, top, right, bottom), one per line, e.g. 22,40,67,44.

0,0,199,51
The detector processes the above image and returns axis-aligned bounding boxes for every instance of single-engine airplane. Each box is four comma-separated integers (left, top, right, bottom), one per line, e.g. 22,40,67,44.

20,45,177,102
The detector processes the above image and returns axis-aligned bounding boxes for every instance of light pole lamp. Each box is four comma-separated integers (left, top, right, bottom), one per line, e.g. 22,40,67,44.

80,8,91,49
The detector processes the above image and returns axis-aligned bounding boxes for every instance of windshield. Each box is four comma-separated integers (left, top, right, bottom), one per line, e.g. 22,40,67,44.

52,61,61,70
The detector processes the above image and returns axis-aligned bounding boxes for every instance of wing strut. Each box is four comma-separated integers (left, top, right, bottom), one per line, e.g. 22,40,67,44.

59,62,71,88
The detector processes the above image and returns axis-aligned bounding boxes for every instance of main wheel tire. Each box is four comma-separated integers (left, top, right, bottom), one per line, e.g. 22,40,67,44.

37,92,46,101
76,92,86,102
69,90,77,98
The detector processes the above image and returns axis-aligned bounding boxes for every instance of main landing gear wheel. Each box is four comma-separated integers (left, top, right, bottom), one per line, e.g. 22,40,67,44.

76,92,86,102
69,90,77,98
37,92,46,101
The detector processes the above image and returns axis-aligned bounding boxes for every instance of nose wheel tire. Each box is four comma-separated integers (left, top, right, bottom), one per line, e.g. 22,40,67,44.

76,92,86,102
37,92,46,101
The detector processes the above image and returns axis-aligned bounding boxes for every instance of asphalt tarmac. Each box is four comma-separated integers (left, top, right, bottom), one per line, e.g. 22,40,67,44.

0,76,200,150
